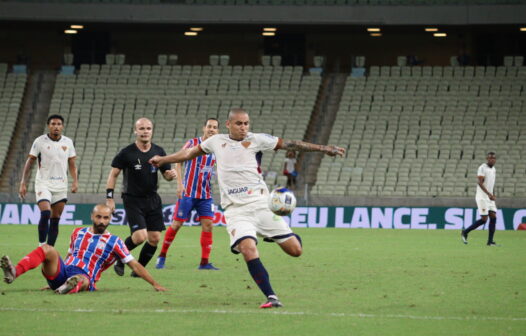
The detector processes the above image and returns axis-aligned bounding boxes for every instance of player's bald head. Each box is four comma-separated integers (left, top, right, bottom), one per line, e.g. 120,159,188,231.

228,108,248,121
92,204,112,215
135,118,153,130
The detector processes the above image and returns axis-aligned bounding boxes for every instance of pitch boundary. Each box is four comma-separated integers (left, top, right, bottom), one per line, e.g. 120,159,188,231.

1,307,525,322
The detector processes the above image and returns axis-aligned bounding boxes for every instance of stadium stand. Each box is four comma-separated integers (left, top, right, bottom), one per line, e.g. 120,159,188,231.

26,58,321,195
314,63,526,198
0,63,26,177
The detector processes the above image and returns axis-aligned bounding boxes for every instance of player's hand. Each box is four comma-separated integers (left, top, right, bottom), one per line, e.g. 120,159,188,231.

323,145,345,157
154,285,167,292
489,194,496,201
71,181,78,193
149,155,164,167
164,169,177,181
106,198,116,213
18,183,27,200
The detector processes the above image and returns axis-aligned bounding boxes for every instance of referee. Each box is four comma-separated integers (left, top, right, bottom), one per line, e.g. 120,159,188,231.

105,118,177,276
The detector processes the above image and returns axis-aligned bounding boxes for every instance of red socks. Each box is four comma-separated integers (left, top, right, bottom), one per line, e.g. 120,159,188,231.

200,231,213,266
15,246,46,278
159,226,178,258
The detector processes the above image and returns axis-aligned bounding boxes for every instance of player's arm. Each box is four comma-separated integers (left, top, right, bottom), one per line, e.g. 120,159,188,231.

126,259,166,291
277,139,345,157
19,155,37,200
68,156,78,193
105,167,122,212
149,146,206,167
175,162,184,198
477,175,495,200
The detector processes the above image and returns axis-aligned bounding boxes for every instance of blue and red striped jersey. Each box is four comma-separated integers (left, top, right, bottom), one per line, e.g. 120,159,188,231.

182,137,216,199
65,227,132,286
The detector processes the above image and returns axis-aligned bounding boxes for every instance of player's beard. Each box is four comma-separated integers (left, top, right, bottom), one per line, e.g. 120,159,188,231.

93,223,107,234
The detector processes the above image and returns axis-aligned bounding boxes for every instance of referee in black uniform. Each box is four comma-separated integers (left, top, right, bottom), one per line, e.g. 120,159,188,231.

106,118,177,276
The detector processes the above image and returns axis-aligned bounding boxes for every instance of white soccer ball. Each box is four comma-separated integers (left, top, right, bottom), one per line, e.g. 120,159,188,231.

268,187,297,216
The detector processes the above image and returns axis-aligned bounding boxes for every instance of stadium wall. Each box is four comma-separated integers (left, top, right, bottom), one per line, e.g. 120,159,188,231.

1,3,526,25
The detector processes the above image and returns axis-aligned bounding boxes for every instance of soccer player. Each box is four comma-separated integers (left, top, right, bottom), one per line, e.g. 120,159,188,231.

461,152,498,246
156,118,220,270
105,118,177,277
1,204,166,293
149,108,345,308
19,114,78,246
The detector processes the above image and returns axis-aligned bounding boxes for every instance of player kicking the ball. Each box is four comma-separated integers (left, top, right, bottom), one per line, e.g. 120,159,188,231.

1,204,165,294
149,108,344,308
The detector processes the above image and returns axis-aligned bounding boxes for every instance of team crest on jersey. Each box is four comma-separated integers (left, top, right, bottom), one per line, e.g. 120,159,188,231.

37,192,42,196
96,241,106,250
62,146,67,151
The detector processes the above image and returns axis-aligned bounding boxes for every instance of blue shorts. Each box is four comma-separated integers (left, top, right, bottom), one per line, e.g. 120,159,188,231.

44,257,91,291
173,196,214,222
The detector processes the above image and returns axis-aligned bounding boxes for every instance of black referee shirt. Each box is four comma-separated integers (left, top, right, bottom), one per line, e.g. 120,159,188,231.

111,143,171,197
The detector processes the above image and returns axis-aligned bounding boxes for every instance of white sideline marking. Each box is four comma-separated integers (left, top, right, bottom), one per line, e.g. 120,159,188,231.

0,307,525,322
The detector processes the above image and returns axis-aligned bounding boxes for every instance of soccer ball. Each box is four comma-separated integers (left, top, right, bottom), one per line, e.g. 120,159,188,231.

268,187,296,216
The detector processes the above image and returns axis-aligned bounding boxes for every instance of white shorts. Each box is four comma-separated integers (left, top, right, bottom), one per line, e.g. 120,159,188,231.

35,184,68,205
224,200,294,254
476,197,497,216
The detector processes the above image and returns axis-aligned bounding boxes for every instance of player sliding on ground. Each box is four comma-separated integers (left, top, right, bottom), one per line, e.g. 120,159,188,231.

149,108,344,308
1,204,166,294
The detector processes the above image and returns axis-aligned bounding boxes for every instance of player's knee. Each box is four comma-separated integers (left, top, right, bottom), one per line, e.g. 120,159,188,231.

289,246,302,257
238,240,258,259
147,231,162,246
40,244,53,253
171,220,183,230
132,231,147,244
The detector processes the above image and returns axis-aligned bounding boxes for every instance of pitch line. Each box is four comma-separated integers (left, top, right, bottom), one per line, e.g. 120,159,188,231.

0,307,525,322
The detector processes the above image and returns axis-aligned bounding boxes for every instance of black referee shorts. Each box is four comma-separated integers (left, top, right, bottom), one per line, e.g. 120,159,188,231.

123,193,165,233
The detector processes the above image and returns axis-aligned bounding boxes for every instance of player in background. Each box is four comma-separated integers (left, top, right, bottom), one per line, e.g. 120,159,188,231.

156,118,220,270
283,150,298,190
1,204,166,294
19,114,78,246
150,108,345,308
106,118,177,277
462,152,498,246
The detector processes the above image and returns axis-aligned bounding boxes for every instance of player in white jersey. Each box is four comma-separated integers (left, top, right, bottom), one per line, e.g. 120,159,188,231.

19,115,78,246
149,108,345,308
461,152,498,246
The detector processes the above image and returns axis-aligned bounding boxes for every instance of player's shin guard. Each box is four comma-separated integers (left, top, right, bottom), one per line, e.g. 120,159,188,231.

15,246,46,277
200,231,213,265
38,210,51,244
246,258,275,298
47,218,60,246
159,226,178,258
138,242,157,267
487,217,496,244
464,218,486,234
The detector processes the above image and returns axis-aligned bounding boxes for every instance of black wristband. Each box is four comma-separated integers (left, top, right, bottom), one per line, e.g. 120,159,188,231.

106,189,114,199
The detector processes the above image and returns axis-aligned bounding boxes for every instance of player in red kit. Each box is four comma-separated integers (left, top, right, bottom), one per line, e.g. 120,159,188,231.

156,118,220,270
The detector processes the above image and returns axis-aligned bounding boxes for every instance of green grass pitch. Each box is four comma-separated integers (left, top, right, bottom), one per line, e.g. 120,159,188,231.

0,225,524,336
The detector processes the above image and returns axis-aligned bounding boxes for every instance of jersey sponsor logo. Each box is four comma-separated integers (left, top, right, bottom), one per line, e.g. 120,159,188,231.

228,186,248,195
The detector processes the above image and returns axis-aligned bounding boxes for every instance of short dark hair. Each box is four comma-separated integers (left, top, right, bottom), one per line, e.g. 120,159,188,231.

487,152,496,157
204,117,219,126
47,114,64,124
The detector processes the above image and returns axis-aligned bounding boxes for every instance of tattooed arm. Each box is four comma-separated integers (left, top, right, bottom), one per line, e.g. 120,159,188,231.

277,139,345,157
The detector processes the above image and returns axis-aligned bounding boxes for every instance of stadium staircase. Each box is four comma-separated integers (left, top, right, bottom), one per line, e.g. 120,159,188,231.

302,73,347,189
0,70,56,199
